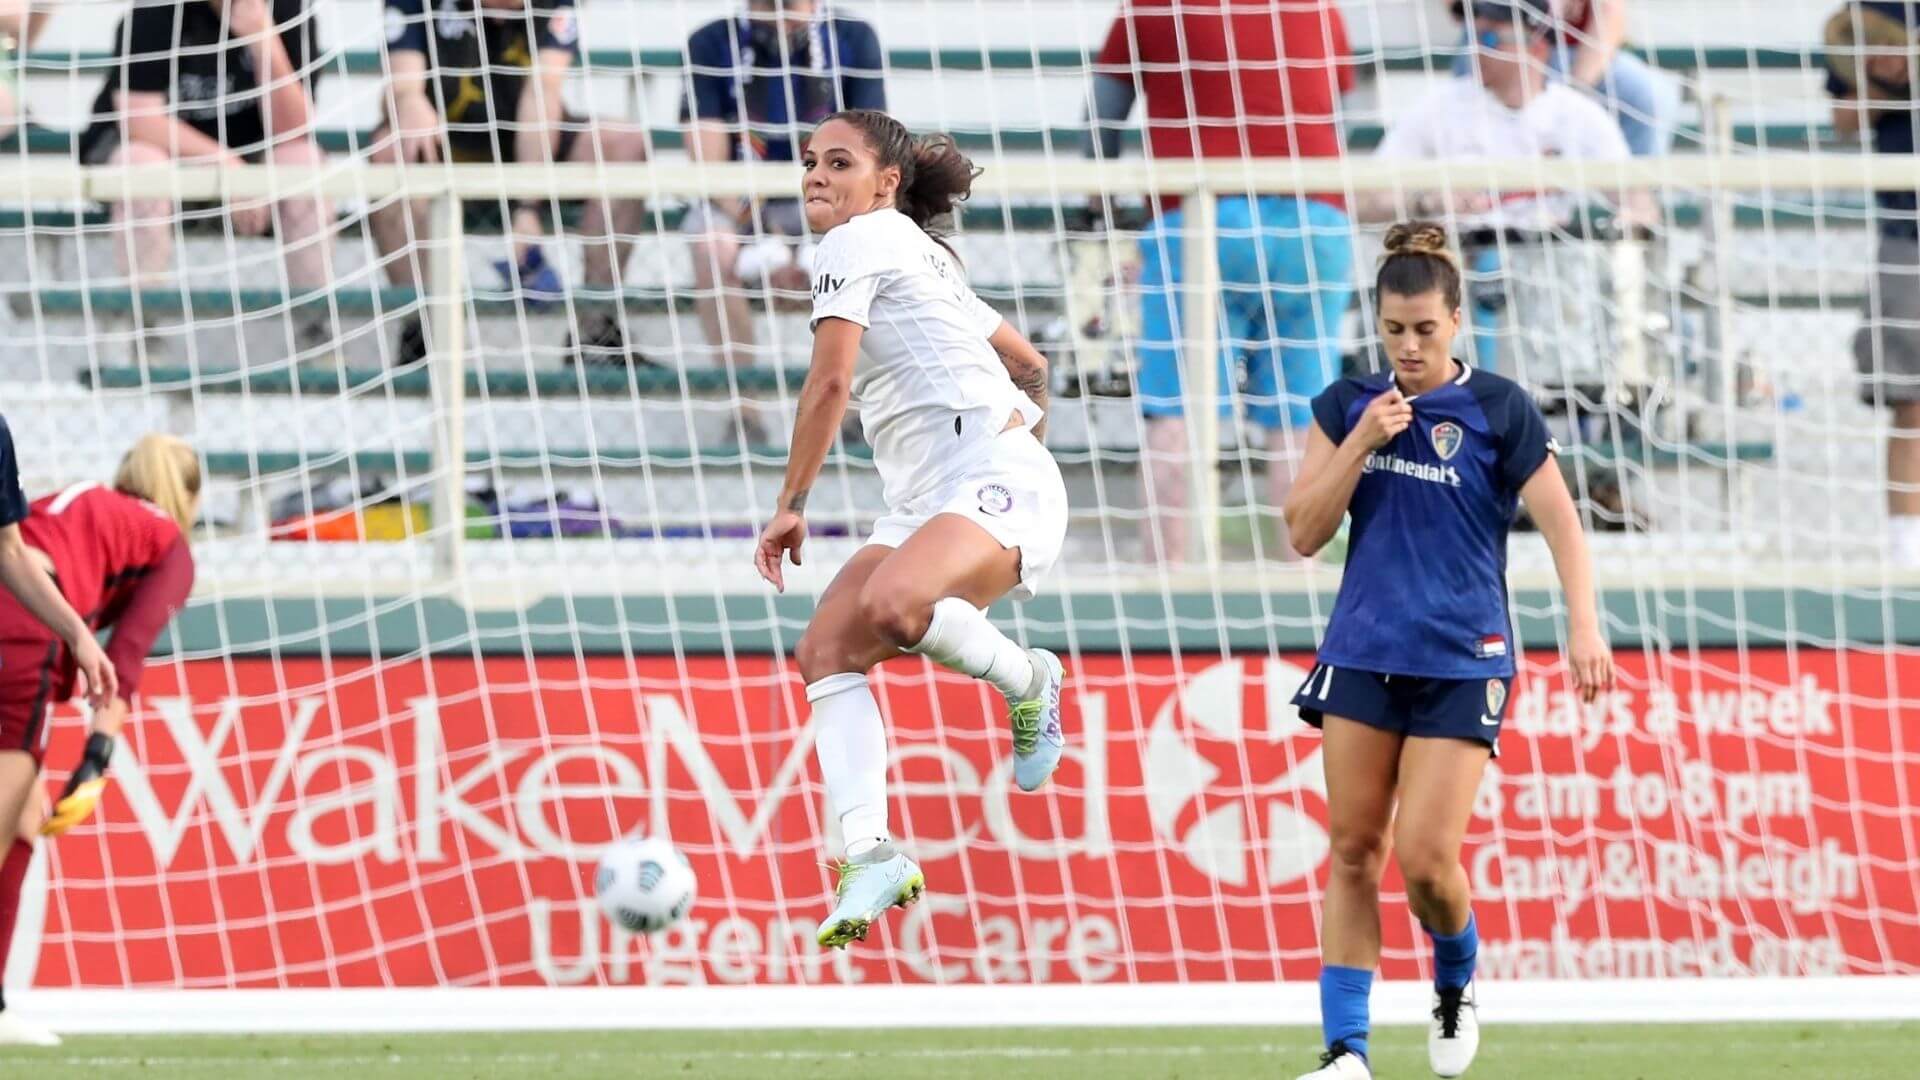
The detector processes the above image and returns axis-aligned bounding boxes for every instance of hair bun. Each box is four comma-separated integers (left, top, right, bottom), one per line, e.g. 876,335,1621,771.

1383,220,1451,258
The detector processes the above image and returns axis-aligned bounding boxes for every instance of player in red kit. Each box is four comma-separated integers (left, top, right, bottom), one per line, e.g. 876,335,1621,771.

0,434,199,1046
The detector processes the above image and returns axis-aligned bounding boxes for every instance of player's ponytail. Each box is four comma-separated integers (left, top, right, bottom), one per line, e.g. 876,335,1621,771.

822,108,980,247
114,434,202,536
900,133,979,237
1377,220,1464,310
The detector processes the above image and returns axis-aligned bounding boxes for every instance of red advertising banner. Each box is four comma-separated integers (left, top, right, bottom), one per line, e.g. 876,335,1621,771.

13,649,1918,988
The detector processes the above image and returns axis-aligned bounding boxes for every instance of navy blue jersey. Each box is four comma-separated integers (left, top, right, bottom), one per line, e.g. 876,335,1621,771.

683,12,885,162
1311,365,1556,679
0,415,27,528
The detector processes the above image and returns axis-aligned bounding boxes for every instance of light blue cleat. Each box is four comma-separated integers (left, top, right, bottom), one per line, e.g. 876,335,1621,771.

815,842,925,949
1008,648,1066,792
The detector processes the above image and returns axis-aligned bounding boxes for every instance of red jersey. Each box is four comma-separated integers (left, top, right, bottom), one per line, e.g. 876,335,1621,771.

0,482,195,700
1096,0,1355,166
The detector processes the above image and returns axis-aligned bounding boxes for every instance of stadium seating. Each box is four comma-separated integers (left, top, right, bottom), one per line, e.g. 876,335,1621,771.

0,0,1867,573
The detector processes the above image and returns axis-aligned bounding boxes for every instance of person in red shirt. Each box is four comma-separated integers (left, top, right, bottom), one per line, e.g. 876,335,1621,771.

0,417,115,712
0,434,198,1047
1091,0,1358,565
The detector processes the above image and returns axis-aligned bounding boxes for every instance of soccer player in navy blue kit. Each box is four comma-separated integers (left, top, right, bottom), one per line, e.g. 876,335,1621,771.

1284,223,1613,1080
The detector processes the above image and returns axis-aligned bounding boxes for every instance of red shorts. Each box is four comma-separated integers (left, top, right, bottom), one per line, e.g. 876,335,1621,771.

0,634,67,764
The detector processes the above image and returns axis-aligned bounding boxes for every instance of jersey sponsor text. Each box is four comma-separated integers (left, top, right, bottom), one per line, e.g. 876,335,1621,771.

1362,450,1462,487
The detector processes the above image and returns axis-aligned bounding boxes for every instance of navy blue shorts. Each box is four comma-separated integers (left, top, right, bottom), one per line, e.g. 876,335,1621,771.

1291,662,1511,755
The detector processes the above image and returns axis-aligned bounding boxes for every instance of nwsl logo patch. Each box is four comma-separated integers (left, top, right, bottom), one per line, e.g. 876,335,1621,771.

977,484,1014,515
1430,421,1465,461
1485,678,1507,716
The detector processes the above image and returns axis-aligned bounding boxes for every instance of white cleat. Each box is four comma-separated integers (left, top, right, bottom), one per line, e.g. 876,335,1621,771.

1008,648,1065,792
1296,1043,1371,1079
1429,981,1480,1077
0,1010,62,1046
814,842,925,950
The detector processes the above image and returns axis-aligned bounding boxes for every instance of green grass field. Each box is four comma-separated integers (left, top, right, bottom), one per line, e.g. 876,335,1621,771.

4,1022,1915,1079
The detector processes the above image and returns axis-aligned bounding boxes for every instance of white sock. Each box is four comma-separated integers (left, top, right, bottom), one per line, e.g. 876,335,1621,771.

806,673,890,858
906,596,1036,699
1894,516,1920,563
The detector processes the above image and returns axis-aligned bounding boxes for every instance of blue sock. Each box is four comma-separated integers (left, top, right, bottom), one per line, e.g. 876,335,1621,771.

1319,964,1372,1060
1427,912,1479,991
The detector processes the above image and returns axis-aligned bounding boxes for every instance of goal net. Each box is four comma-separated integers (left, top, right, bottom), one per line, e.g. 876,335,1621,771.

1,0,1916,1013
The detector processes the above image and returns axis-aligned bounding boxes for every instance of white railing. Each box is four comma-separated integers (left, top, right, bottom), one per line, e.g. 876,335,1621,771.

2,152,1909,580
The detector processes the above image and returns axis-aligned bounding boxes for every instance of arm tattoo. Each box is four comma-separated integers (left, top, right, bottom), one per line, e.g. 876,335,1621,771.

1008,358,1047,403
785,490,810,513
1013,365,1044,399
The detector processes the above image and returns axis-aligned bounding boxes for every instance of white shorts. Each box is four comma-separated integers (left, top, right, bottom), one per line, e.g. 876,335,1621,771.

865,427,1068,601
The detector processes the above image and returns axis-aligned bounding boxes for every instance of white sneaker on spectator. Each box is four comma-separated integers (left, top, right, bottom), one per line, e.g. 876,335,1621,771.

1892,515,1920,565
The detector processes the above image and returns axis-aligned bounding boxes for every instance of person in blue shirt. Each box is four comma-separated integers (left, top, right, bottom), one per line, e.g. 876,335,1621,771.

371,0,654,368
1283,222,1613,1080
683,0,884,443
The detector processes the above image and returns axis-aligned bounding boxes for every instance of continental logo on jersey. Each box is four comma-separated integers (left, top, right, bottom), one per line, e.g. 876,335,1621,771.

812,273,845,297
1430,421,1464,461
1362,452,1462,488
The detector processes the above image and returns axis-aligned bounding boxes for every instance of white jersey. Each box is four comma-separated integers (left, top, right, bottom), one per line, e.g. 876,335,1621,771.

808,208,1043,508
1375,78,1630,231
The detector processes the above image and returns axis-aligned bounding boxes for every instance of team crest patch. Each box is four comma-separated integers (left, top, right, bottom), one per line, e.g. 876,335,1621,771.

977,483,1014,515
1430,421,1465,461
1485,679,1507,717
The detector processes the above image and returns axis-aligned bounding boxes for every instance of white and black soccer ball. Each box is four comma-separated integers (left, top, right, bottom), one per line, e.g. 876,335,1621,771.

594,835,696,934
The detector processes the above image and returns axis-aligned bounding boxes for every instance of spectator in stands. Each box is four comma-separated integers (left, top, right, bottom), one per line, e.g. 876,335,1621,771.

683,0,884,443
77,0,335,352
372,0,653,368
0,0,54,142
1453,1,1679,156
1374,0,1641,374
1090,0,1358,565
1826,2,1920,563
1372,1,1632,230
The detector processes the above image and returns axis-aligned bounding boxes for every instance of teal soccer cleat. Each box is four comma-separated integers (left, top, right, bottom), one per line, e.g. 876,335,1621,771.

1008,648,1066,792
815,842,925,949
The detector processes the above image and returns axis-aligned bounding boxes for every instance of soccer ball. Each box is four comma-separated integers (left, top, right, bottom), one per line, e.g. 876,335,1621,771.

594,835,696,933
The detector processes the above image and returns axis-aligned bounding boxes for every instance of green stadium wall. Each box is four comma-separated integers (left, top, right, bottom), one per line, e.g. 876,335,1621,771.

157,586,1920,657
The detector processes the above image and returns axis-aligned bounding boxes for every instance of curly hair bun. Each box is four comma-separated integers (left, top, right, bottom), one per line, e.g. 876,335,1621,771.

1376,220,1463,307
1382,221,1456,263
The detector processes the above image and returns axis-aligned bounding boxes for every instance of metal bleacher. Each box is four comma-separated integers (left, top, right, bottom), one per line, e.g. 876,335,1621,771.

0,0,1873,566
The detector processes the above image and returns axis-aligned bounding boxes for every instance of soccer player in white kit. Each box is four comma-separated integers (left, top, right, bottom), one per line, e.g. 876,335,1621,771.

754,109,1069,948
